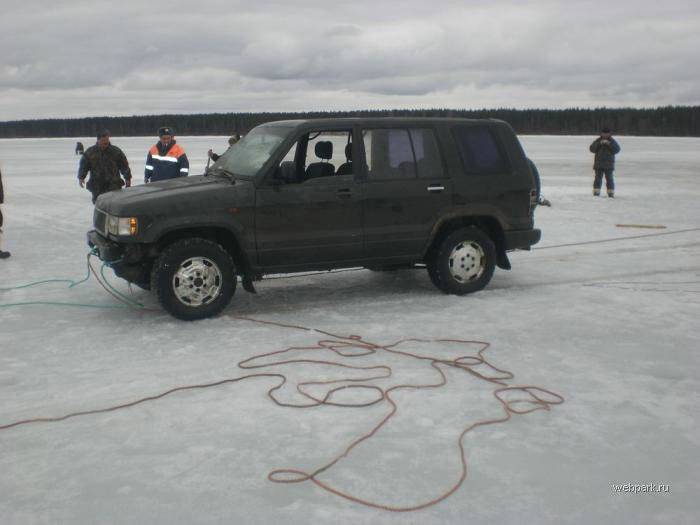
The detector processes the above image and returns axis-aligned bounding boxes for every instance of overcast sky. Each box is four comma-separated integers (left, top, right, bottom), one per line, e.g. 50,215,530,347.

1,0,698,120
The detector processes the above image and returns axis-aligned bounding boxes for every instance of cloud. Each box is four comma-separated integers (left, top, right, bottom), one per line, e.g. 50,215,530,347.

0,0,699,119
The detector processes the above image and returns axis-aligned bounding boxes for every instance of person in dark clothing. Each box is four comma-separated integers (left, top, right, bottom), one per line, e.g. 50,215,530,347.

77,130,132,204
336,142,353,175
75,141,84,155
145,127,189,183
0,168,10,259
208,134,240,162
589,127,621,197
527,157,551,207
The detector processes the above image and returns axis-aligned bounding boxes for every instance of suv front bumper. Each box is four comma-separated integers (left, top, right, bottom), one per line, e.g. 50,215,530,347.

87,230,124,262
504,228,541,250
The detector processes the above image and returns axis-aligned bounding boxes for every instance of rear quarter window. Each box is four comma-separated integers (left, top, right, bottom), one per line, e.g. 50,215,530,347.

452,126,511,174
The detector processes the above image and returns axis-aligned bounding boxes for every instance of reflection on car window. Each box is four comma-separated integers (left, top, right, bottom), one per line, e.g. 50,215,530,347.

363,129,415,180
213,125,292,178
362,128,443,180
410,129,443,179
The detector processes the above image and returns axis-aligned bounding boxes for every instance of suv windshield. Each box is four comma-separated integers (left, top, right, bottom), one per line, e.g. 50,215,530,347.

211,125,292,178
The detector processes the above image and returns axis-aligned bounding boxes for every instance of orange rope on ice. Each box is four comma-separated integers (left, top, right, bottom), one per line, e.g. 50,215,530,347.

0,314,563,512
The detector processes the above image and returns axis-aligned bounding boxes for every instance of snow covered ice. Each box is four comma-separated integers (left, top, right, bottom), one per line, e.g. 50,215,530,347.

0,135,699,524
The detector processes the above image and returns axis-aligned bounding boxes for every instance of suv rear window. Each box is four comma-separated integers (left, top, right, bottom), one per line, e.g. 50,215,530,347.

452,126,510,174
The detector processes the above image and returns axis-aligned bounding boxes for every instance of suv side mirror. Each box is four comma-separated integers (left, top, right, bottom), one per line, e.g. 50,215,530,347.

273,161,297,185
271,166,283,185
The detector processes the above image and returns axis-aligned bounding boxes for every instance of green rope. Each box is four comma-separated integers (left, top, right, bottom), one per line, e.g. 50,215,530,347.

99,261,146,308
0,249,95,292
0,301,132,309
0,248,147,311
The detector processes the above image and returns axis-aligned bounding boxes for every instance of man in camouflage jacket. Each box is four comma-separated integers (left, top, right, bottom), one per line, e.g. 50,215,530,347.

589,127,621,197
78,130,132,204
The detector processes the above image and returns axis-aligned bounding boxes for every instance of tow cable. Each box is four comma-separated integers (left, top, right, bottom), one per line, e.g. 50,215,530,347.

532,226,700,251
2,227,698,306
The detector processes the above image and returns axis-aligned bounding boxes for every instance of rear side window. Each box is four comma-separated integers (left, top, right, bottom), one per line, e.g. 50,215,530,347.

452,126,510,174
362,128,443,180
409,129,443,179
363,129,415,180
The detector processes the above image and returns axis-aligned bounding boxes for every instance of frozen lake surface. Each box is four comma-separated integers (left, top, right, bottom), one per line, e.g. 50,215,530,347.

1,135,699,524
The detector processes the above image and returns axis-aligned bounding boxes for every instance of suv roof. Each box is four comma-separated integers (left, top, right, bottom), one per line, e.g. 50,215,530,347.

263,117,508,129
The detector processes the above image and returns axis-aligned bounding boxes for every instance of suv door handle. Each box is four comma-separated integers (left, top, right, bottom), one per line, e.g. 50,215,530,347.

427,184,445,193
337,188,353,199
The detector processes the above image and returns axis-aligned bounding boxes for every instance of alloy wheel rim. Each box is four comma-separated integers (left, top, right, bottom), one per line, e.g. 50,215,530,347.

172,257,223,307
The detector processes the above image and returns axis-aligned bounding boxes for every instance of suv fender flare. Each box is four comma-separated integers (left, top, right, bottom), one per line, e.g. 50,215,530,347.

423,214,509,269
154,224,255,280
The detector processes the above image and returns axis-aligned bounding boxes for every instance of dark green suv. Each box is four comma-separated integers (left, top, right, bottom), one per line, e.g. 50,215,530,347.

88,118,541,320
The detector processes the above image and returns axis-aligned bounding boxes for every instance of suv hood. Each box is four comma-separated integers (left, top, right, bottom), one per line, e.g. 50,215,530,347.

96,175,250,216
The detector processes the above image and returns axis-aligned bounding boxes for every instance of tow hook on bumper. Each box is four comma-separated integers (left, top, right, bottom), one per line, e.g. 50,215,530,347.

87,230,123,263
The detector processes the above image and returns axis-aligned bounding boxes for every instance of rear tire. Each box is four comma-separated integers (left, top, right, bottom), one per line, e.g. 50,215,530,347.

426,227,496,295
150,238,236,320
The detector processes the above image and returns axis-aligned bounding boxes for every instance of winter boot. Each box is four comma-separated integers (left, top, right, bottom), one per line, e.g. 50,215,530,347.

0,250,10,259
607,190,615,198
593,188,601,196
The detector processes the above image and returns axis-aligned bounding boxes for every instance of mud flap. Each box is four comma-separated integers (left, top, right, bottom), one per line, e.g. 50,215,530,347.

496,250,511,270
242,276,257,294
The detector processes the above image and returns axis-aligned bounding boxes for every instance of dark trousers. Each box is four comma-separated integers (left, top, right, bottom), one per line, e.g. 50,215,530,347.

594,169,615,191
89,180,123,204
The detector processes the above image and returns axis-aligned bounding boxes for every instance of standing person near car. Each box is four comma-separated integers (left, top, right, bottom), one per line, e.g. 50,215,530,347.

589,127,621,197
145,127,189,183
77,130,132,204
208,134,240,162
0,167,10,259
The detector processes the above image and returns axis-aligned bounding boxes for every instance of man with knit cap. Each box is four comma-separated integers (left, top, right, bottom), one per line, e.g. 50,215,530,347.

144,127,189,183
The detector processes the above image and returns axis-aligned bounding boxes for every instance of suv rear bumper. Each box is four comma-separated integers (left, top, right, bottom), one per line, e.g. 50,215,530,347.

504,228,541,250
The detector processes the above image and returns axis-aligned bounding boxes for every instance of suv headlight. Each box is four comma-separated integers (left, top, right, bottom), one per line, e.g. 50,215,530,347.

106,215,138,236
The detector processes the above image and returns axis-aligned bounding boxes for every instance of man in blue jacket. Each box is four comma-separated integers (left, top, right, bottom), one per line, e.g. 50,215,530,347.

145,127,189,183
589,127,621,197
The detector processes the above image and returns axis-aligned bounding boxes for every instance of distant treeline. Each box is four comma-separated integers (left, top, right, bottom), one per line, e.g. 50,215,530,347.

1,106,699,138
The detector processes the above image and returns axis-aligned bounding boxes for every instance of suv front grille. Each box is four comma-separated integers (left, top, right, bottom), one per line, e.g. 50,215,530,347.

94,208,107,236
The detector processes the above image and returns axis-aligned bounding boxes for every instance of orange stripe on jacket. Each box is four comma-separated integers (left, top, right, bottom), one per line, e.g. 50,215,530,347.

149,144,186,158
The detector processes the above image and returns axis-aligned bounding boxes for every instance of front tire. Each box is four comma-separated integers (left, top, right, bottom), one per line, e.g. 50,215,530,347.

151,238,236,320
427,227,496,295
